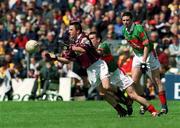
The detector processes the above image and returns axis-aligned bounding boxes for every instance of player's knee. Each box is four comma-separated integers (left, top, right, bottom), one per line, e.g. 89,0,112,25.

129,95,135,100
132,80,139,87
99,90,105,96
127,92,136,100
102,85,110,90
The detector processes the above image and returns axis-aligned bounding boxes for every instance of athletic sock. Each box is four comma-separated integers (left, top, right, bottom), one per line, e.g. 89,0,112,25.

158,91,167,106
114,104,126,113
147,104,157,113
115,89,127,105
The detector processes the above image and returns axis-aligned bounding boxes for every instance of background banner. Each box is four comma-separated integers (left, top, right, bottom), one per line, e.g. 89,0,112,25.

165,74,180,100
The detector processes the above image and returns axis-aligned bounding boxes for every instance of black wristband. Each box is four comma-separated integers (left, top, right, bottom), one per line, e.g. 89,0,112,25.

140,63,148,74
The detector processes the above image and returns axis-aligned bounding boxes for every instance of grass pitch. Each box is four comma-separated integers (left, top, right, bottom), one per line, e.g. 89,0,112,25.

0,100,180,128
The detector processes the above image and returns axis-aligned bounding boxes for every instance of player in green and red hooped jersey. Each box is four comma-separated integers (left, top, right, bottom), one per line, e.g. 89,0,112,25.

88,31,160,117
122,11,168,115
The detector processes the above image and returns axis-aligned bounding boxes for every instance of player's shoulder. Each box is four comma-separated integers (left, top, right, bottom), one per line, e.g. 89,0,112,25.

135,24,143,28
101,41,109,47
135,24,144,32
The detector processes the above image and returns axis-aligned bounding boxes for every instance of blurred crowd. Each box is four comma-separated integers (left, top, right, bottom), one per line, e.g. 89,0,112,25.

0,0,179,100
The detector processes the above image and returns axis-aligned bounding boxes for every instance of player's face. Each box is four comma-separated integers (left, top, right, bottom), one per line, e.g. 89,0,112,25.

122,16,132,28
89,34,99,48
69,25,77,38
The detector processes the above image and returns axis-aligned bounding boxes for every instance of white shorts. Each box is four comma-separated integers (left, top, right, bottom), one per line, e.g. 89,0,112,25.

132,52,160,70
87,59,110,87
110,69,134,91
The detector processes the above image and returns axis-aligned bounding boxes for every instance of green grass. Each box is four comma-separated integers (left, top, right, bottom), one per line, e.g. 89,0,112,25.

0,100,180,128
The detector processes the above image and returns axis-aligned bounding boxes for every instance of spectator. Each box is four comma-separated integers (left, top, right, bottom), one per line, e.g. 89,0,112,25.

0,60,13,100
0,2,8,17
107,0,122,16
14,31,29,49
168,0,179,16
146,0,161,20
168,35,180,68
148,31,160,53
107,10,116,24
123,0,133,12
7,23,18,40
38,50,50,70
29,56,40,73
92,8,103,28
106,24,117,39
114,16,124,39
26,8,37,24
52,0,68,13
41,1,52,22
4,53,15,70
13,62,27,79
51,9,62,32
37,23,48,41
24,22,38,40
156,36,171,53
0,40,5,57
28,68,39,100
62,10,71,26
160,5,171,22
170,23,178,36
5,40,24,64
74,0,84,17
3,13,13,31
40,31,59,54
70,6,82,22
39,61,59,98
82,16,93,34
0,22,9,41
132,2,146,23
97,0,109,14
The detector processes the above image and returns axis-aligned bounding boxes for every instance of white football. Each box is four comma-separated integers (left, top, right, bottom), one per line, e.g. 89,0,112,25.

25,40,39,53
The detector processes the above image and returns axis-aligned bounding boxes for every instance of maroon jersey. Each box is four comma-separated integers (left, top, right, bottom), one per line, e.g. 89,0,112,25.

62,33,100,68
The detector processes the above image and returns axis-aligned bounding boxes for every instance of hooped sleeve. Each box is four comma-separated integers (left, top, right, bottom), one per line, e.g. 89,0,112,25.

138,25,150,47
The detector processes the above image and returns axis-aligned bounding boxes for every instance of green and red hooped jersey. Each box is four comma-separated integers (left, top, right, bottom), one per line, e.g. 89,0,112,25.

98,42,117,72
122,24,153,56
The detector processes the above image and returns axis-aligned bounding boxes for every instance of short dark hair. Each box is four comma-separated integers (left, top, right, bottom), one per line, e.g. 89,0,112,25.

122,11,133,19
88,31,102,42
69,21,82,33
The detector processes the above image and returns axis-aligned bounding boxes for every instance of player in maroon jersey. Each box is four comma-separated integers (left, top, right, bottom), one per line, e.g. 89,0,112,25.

53,21,128,117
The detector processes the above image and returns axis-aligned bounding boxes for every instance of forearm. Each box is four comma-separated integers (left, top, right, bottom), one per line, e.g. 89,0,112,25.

57,57,71,64
142,46,149,62
72,46,86,53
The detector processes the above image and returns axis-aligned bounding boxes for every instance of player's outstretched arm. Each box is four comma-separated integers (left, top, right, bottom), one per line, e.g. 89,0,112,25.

57,56,71,64
45,53,71,64
71,45,86,53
